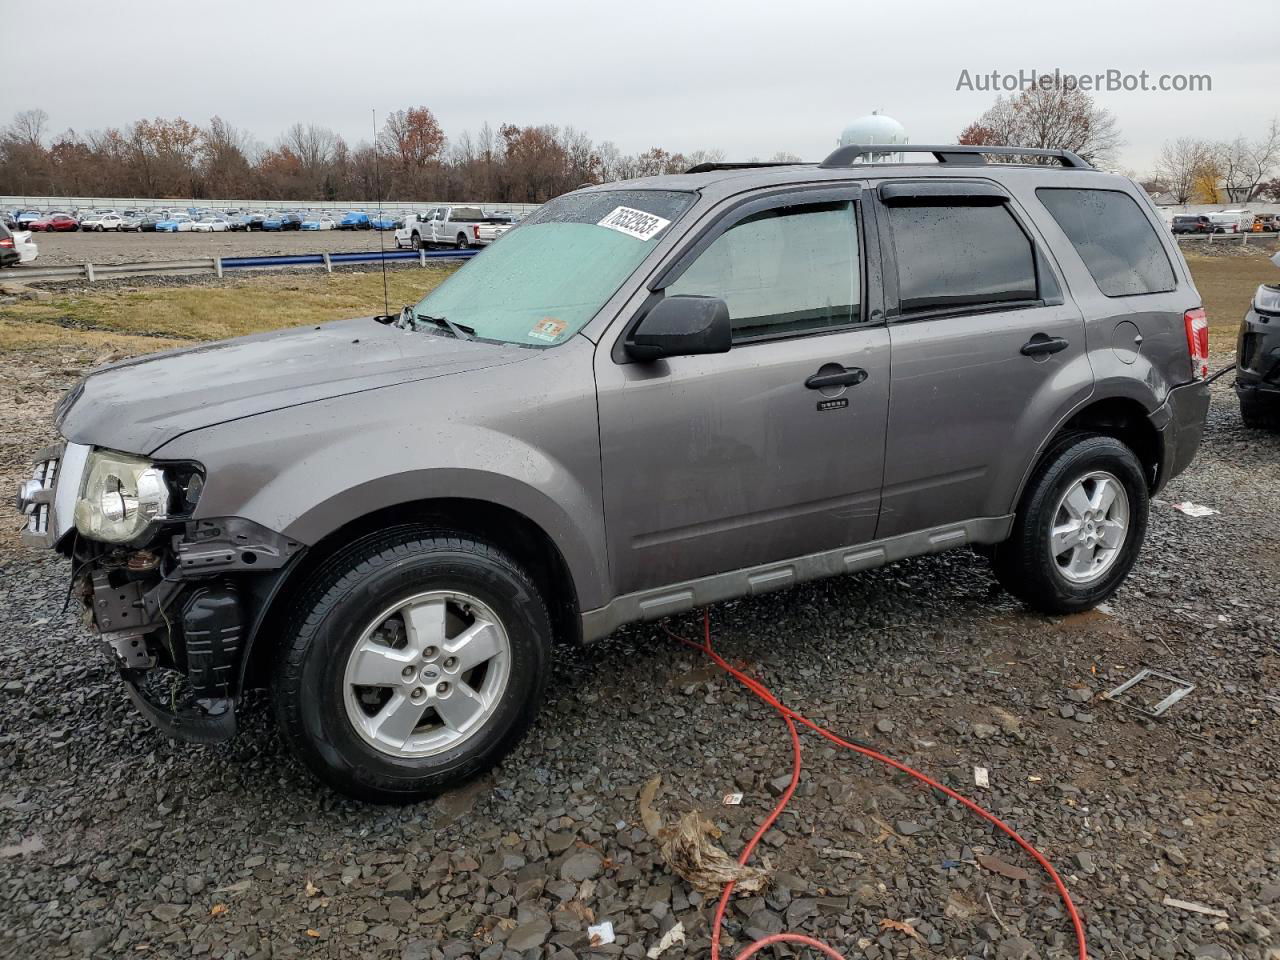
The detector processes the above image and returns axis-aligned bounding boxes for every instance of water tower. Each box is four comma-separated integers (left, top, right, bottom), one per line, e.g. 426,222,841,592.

838,112,908,162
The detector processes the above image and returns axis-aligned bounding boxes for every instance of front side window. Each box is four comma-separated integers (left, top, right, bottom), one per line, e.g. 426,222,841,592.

667,201,861,341
1037,188,1175,297
412,189,694,347
887,201,1038,314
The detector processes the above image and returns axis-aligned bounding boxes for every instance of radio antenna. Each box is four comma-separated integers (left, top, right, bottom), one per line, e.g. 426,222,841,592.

373,108,389,318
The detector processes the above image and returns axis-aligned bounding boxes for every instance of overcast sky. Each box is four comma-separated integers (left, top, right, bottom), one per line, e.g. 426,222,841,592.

6,0,1275,175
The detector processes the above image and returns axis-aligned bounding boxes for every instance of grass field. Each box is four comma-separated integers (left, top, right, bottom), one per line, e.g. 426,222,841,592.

0,253,1271,364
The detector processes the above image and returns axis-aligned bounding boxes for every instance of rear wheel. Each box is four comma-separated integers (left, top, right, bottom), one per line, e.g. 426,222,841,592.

456,233,469,250
991,434,1148,614
274,529,552,803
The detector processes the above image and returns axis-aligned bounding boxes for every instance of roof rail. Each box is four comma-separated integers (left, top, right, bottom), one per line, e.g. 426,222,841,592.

818,144,1092,170
685,161,812,174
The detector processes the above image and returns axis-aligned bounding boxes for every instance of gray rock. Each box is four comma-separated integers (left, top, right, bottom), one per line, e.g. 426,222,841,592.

507,918,553,952
972,722,999,739
69,926,114,955
875,718,895,734
559,850,603,883
996,936,1037,960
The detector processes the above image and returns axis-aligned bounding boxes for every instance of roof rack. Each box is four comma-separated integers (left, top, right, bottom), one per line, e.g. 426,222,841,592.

685,161,812,174
818,144,1092,170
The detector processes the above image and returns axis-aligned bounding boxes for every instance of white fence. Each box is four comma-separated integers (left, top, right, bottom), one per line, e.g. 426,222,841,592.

0,195,543,217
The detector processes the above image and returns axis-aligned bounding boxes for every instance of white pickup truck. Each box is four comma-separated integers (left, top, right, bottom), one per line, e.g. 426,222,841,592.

394,206,516,250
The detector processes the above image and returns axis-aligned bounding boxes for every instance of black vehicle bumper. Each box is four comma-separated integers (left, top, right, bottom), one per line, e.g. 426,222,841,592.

1235,307,1280,398
1149,379,1210,492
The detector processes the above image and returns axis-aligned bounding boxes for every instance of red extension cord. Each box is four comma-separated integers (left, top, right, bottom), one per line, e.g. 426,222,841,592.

664,612,1088,960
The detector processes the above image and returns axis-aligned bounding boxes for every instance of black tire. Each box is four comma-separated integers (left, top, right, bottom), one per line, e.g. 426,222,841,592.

274,528,552,803
411,232,422,251
1239,392,1280,431
456,233,469,250
991,433,1149,614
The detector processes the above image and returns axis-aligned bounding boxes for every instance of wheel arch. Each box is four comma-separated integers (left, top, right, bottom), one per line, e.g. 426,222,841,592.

1013,395,1163,512
238,497,582,692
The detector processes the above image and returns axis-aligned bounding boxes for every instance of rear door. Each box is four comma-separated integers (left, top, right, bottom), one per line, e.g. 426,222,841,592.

595,184,892,596
872,180,1091,538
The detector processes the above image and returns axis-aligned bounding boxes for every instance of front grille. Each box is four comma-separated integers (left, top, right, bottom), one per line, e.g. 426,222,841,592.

24,453,59,537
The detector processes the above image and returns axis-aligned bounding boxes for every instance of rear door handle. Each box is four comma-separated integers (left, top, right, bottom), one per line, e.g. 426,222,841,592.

805,366,869,389
1020,334,1070,357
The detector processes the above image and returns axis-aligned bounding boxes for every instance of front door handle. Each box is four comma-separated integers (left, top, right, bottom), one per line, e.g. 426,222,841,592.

805,366,869,389
1020,334,1070,357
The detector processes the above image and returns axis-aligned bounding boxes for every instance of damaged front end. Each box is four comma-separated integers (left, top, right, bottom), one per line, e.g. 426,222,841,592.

17,441,302,743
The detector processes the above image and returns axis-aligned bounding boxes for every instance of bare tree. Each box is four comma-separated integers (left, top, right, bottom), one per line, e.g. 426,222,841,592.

1156,137,1215,205
769,151,803,162
1216,120,1280,202
6,108,49,148
958,85,1122,166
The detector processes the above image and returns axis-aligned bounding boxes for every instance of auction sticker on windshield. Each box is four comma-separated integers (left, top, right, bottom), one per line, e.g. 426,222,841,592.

529,317,567,343
596,206,672,241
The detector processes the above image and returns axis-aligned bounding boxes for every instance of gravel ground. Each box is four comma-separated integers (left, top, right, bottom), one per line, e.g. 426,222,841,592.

1,355,1277,960
11,229,410,266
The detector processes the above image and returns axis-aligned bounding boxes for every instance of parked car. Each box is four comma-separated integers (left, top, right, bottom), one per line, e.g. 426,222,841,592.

0,223,37,267
339,211,371,230
393,206,510,250
370,213,400,231
1208,212,1245,234
261,214,285,231
13,144,1212,802
155,215,194,232
29,214,79,232
136,215,163,232
191,216,232,233
1236,250,1280,429
2,211,18,230
16,210,42,229
82,213,126,232
1171,215,1213,235
301,215,336,231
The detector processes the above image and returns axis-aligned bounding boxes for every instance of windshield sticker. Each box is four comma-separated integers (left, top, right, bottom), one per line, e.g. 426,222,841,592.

596,206,672,242
528,317,567,343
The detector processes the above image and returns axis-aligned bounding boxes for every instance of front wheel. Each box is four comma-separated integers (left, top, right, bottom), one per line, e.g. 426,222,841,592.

991,434,1148,614
274,529,552,803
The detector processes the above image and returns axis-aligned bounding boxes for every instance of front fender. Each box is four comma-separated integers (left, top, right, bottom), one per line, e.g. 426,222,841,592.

153,342,610,609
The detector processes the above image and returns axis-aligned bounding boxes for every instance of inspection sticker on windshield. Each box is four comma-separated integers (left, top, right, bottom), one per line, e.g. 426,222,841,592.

529,317,567,342
597,206,671,241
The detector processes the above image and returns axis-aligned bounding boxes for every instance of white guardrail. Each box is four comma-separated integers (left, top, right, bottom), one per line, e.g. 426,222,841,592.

3,248,477,284
1174,232,1279,245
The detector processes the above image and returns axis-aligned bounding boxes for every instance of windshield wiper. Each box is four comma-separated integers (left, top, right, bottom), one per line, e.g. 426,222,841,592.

390,305,475,340
417,309,474,341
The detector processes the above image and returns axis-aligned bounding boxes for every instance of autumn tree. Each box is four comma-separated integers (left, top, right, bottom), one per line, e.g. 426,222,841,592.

957,85,1122,166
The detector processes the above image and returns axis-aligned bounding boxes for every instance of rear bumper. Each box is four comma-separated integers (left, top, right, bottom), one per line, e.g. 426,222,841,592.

1149,379,1210,493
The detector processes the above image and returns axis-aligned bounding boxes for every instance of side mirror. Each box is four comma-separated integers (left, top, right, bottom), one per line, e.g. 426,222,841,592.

625,296,732,361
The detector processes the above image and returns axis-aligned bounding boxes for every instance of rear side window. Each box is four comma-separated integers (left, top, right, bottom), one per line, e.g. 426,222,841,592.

886,202,1037,313
1036,188,1175,297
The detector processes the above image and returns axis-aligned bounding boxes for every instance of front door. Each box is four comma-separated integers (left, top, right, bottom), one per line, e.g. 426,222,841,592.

595,187,891,596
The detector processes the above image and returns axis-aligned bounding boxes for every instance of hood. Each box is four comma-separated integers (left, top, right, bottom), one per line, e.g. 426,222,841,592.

57,316,533,454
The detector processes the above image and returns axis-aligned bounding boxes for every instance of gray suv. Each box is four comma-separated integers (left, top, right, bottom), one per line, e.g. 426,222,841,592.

16,145,1210,802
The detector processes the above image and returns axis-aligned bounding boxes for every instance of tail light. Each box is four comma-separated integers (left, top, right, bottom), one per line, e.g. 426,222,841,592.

1184,307,1209,380
0,237,13,249
472,225,480,241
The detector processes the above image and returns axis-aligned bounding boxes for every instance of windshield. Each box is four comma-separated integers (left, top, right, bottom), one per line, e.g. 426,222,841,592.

412,189,695,347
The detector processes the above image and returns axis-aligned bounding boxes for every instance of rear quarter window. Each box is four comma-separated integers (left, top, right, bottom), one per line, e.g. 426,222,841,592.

1036,188,1176,297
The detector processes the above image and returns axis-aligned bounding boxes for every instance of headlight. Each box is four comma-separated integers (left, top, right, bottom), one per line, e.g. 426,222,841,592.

73,450,170,544
1254,284,1280,316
